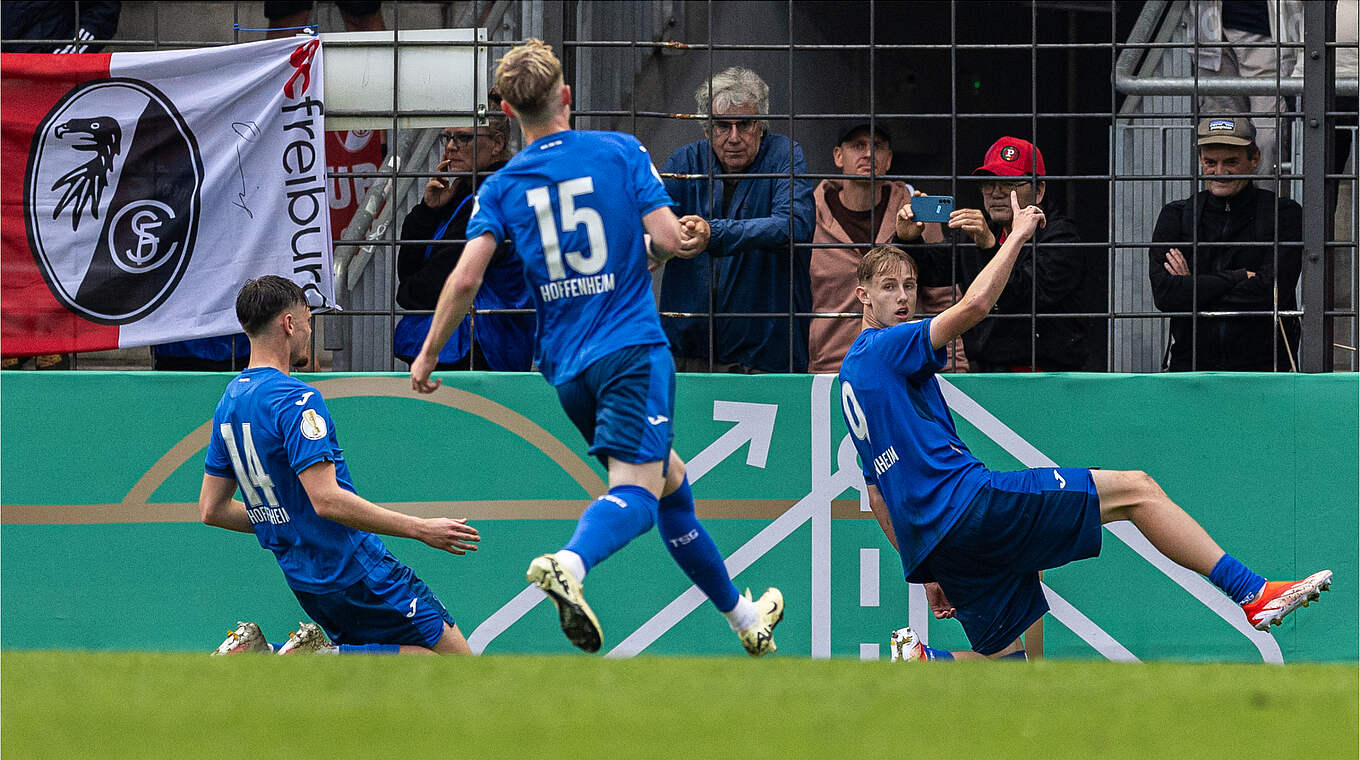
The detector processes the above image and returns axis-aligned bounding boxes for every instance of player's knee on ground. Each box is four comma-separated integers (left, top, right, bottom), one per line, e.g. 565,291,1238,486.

430,622,472,654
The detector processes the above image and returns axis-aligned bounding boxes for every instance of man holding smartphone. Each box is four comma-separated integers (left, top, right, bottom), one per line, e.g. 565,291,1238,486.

809,123,966,373
896,137,1095,372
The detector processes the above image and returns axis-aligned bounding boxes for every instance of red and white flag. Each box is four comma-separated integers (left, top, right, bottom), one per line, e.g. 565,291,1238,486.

326,128,384,235
1,37,334,356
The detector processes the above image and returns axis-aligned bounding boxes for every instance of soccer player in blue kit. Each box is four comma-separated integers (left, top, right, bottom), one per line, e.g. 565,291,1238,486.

840,192,1331,661
410,39,784,656
201,276,481,655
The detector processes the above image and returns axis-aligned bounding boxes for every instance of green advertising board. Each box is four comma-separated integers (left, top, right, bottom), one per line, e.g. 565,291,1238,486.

1,371,1354,662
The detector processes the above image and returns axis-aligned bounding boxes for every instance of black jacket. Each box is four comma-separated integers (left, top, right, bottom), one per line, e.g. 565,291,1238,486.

910,212,1095,371
1149,185,1302,371
395,162,510,311
1,1,121,52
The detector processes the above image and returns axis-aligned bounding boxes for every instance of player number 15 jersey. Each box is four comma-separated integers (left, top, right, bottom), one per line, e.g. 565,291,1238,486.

467,130,675,385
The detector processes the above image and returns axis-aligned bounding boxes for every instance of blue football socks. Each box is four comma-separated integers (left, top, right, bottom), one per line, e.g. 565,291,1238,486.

657,476,740,613
1209,553,1267,605
922,645,954,661
562,485,658,573
337,643,400,655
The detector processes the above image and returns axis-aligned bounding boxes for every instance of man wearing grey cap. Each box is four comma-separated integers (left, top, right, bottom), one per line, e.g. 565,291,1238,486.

1148,117,1302,371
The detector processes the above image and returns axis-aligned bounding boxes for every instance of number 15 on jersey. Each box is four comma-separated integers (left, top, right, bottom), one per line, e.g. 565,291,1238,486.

526,177,610,281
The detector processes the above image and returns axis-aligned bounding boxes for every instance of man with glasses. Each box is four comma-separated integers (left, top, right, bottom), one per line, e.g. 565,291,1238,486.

394,95,534,372
897,137,1094,372
658,66,815,373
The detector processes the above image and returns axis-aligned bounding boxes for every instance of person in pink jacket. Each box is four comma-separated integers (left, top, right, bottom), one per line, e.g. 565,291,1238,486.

809,123,966,374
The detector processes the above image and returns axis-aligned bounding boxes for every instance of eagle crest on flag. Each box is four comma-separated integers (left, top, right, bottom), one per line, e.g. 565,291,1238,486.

49,115,122,231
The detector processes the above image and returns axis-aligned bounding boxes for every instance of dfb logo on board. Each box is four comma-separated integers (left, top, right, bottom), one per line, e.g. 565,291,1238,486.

24,78,203,325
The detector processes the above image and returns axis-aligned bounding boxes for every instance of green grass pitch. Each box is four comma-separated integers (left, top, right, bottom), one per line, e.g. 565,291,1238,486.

3,652,1355,759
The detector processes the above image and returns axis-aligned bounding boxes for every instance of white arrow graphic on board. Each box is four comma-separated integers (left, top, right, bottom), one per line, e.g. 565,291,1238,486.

466,400,779,654
683,400,778,482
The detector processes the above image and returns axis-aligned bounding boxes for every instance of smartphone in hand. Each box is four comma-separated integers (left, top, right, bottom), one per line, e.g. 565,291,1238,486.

910,195,955,223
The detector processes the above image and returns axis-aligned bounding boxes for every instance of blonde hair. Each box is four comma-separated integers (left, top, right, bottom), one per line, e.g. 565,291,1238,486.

856,245,917,285
495,39,563,126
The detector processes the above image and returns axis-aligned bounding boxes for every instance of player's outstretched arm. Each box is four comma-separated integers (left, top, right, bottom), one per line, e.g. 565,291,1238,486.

298,461,481,555
199,474,255,534
411,232,498,393
929,190,1044,350
641,206,685,265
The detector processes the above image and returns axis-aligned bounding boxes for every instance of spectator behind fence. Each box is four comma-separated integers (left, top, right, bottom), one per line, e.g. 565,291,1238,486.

152,334,250,371
1,1,120,53
901,137,1093,372
264,1,384,37
394,102,534,371
659,67,816,373
1149,117,1301,371
809,123,966,374
1192,0,1303,179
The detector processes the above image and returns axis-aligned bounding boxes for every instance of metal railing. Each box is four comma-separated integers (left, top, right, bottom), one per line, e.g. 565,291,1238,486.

3,0,1355,372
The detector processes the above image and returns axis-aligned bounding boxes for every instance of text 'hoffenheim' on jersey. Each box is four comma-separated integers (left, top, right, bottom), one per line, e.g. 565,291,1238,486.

466,130,674,385
837,318,990,581
204,367,388,593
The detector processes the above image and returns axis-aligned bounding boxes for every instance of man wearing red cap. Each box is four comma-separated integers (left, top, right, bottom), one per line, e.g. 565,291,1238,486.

896,136,1095,372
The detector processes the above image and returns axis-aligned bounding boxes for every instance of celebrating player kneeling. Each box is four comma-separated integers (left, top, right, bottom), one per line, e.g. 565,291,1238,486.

202,276,480,656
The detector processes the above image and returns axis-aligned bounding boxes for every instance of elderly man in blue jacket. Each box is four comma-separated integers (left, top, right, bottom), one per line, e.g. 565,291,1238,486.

659,67,816,373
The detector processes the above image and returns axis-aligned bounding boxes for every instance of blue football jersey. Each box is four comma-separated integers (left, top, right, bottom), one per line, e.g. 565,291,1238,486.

204,367,388,593
467,130,674,385
837,318,990,580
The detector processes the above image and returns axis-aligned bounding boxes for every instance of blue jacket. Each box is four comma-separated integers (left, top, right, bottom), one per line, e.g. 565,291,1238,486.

393,161,535,370
659,132,815,372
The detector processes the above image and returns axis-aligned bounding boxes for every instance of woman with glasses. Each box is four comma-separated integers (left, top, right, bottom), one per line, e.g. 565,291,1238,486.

394,93,535,371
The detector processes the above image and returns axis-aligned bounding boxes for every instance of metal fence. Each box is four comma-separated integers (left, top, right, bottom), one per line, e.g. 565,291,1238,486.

5,0,1356,372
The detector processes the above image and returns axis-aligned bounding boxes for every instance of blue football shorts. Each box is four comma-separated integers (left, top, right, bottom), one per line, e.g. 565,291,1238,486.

291,553,455,648
554,342,675,469
922,467,1101,655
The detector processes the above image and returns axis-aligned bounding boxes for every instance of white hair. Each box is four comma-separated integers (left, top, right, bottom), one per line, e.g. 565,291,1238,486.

695,66,769,130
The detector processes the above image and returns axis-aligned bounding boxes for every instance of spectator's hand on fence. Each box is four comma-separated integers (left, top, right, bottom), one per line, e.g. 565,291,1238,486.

416,517,481,556
1163,247,1190,276
947,207,997,250
925,582,956,619
424,158,459,208
895,192,926,241
676,215,710,259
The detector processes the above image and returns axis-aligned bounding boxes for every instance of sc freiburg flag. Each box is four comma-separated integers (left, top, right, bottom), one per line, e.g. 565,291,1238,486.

1,37,334,356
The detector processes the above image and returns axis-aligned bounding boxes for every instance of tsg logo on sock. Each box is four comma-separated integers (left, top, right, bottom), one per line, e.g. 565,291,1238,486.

25,78,203,324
